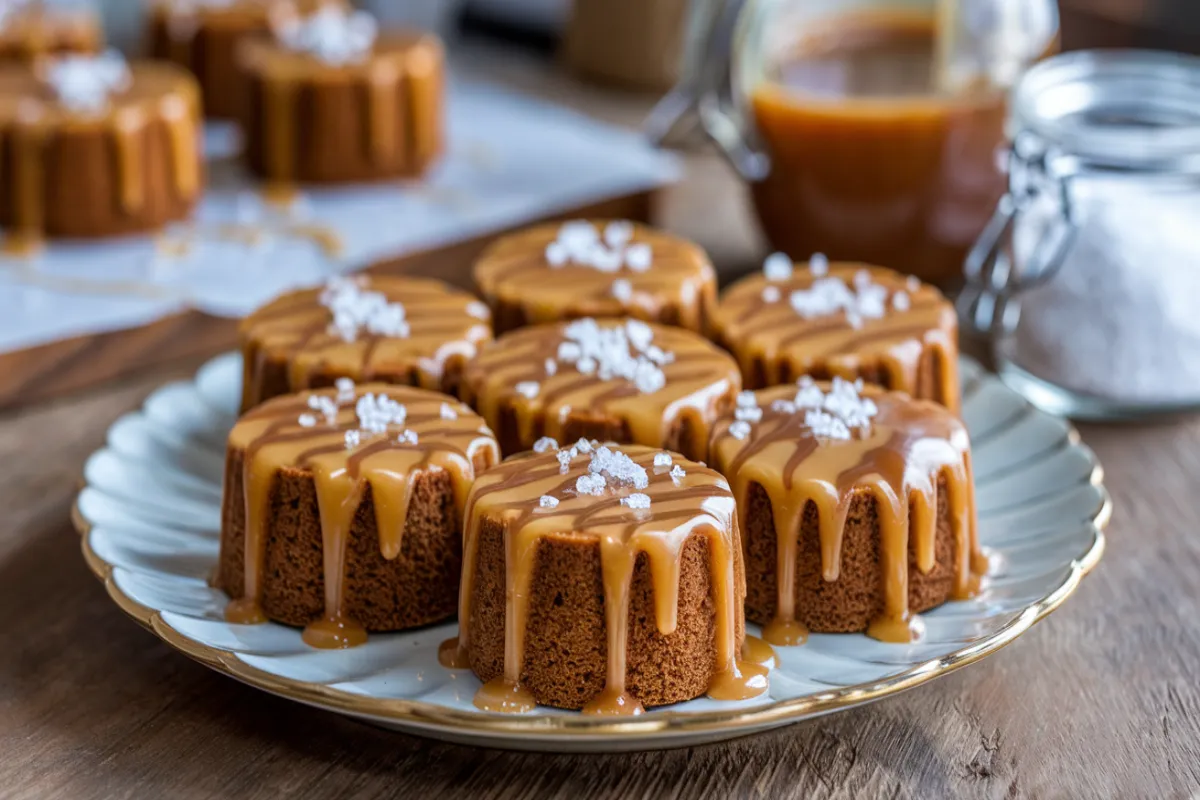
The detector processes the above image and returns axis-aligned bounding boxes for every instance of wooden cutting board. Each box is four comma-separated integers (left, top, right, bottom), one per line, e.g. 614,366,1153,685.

0,190,654,411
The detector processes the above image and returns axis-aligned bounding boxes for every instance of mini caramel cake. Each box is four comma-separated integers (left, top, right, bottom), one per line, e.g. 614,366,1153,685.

709,377,986,645
713,254,961,412
460,317,741,461
148,0,342,119
473,220,718,334
0,53,202,249
239,275,493,412
237,6,443,194
217,381,500,648
440,441,768,714
0,2,100,63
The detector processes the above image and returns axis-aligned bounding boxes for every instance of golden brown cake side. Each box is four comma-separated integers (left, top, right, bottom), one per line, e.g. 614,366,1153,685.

239,275,493,412
459,317,740,461
713,257,961,412
441,442,767,714
237,16,444,191
0,5,101,63
217,381,500,648
473,220,718,334
708,378,984,645
0,58,202,247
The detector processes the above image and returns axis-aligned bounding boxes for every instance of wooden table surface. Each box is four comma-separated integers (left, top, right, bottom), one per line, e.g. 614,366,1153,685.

3,44,1200,800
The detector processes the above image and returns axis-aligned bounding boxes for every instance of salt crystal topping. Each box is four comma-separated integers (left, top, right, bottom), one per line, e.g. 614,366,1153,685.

804,409,852,440
669,464,686,483
587,446,649,489
621,493,652,510
556,449,573,472
748,376,879,443
809,252,829,277
398,429,419,445
763,252,793,282
770,398,798,414
541,220,653,274
906,275,921,292
575,473,606,496
533,436,558,453
729,420,751,440
307,393,339,424
761,286,781,303
335,377,355,393
575,438,594,454
893,291,911,312
653,452,673,468
321,277,410,342
547,318,673,395
297,412,317,428
544,358,557,376
467,301,490,320
735,405,763,423
355,393,408,433
611,278,633,303
788,274,889,330
276,5,377,65
45,50,131,114
344,429,361,449
736,390,757,408
539,495,559,509
440,403,458,421
515,381,540,399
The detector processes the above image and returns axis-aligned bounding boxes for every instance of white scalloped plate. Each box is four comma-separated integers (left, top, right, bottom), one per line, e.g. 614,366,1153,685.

74,353,1109,752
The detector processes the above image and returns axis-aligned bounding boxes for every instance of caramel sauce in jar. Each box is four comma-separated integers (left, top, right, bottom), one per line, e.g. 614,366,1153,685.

749,11,1017,285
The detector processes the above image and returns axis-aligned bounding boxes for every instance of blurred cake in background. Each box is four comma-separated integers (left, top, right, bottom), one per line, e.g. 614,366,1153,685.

147,0,344,119
0,0,101,63
237,5,443,198
0,50,202,251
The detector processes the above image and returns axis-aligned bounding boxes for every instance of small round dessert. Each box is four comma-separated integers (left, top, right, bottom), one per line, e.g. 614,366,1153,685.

0,2,101,63
473,220,718,334
460,317,741,461
239,275,493,412
713,255,961,412
0,53,202,250
237,7,443,196
708,377,986,646
217,381,501,648
147,0,342,119
441,441,768,714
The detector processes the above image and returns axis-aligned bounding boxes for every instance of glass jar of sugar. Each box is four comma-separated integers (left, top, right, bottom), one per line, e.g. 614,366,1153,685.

961,49,1200,420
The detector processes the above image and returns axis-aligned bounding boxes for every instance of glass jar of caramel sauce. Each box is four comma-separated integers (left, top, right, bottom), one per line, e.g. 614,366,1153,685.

652,0,1059,285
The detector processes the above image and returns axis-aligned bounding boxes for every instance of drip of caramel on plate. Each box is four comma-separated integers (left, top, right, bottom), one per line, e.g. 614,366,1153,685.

461,318,740,455
473,221,717,332
224,383,500,648
713,262,959,411
0,62,201,251
239,276,492,410
709,382,984,645
442,443,768,715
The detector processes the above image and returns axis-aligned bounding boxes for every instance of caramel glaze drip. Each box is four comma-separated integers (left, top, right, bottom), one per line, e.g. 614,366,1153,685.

224,382,500,648
473,222,718,333
441,444,768,715
0,6,100,62
238,32,443,195
713,263,960,412
460,319,741,457
709,383,985,645
239,276,492,410
0,63,201,250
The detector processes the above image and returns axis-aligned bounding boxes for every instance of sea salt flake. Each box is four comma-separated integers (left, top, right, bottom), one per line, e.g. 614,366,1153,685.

397,429,419,445
809,252,829,276
297,413,317,428
539,495,559,509
611,278,633,303
729,420,752,440
45,50,131,114
735,405,763,423
575,439,594,454
604,220,634,249
277,5,377,65
321,277,410,342
440,403,458,420
355,393,407,432
653,452,673,468
621,493,651,510
545,358,557,376
557,450,573,472
892,291,911,312
344,429,361,449
545,241,568,267
575,473,606,496
515,381,540,399
533,436,558,453
763,252,793,281
669,464,686,483
736,390,757,408
624,242,652,272
762,285,781,303
467,301,490,320
805,409,852,441
770,399,798,414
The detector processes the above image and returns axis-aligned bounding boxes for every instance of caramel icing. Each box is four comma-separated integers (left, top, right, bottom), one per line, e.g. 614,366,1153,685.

223,382,500,647
0,62,201,246
473,221,718,333
239,275,492,410
709,380,984,645
0,5,99,62
238,31,443,191
460,318,740,457
441,442,768,714
713,261,960,411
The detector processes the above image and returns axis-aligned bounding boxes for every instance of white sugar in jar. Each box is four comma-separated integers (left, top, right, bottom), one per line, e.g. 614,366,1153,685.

961,50,1200,420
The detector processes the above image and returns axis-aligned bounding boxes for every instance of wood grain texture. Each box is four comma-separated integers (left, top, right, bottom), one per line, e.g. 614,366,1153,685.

2,41,1197,800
